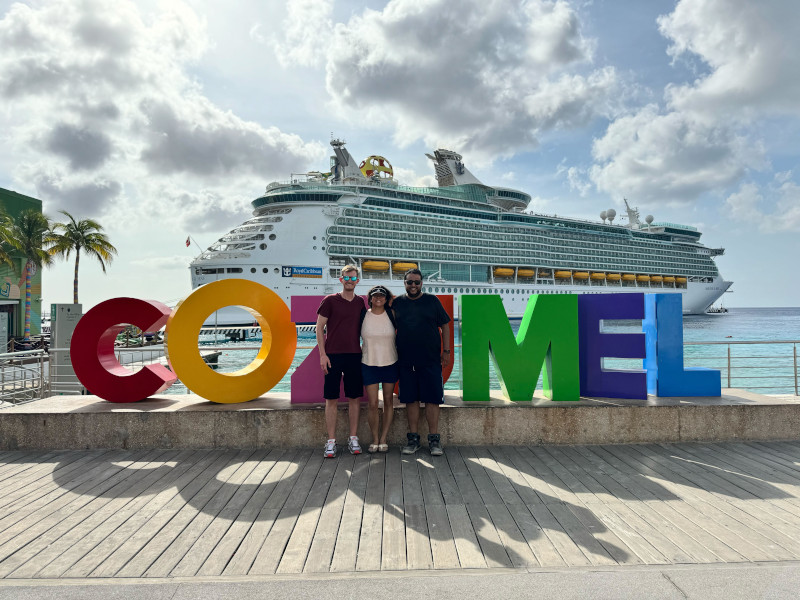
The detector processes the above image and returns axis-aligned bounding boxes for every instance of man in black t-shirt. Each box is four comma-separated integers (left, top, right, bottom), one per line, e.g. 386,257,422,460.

393,268,451,456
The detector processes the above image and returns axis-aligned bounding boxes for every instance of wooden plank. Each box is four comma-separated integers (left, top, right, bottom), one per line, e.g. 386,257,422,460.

171,449,277,577
117,449,254,578
275,453,340,573
401,455,432,570
463,503,512,568
608,445,785,562
305,453,359,573
574,446,738,564
63,450,221,578
329,450,369,572
44,450,216,579
220,449,310,576
0,450,114,529
444,504,486,568
106,449,245,577
0,452,93,513
355,454,384,572
6,449,187,579
0,450,155,563
415,453,459,569
196,449,296,576
380,449,406,571
247,450,325,575
141,450,260,578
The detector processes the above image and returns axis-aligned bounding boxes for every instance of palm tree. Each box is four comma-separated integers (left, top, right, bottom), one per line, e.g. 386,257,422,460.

49,211,117,304
3,209,53,340
0,209,14,269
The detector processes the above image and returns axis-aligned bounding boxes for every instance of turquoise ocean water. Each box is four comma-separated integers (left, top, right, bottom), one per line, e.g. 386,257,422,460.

166,307,800,396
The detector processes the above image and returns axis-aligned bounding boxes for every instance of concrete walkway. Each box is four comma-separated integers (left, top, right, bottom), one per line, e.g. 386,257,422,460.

1,442,800,588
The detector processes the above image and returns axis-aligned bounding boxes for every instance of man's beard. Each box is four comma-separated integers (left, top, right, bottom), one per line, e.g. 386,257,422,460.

408,288,422,298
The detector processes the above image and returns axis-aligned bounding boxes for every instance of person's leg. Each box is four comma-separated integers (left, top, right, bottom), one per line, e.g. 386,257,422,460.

399,364,421,454
323,354,343,442
425,403,440,434
406,401,420,433
365,383,380,445
347,396,360,438
379,381,395,445
325,399,338,440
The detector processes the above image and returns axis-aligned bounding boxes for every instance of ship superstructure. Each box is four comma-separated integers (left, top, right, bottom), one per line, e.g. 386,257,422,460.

190,140,732,325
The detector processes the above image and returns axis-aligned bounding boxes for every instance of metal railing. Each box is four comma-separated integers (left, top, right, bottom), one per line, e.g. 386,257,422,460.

0,349,48,406
684,340,800,395
2,340,799,406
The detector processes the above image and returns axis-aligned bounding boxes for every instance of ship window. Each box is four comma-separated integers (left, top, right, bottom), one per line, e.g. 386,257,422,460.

269,234,277,240
250,268,256,273
227,268,243,273
260,243,267,250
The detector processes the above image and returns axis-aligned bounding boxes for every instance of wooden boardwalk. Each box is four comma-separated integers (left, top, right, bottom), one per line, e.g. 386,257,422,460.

1,442,800,579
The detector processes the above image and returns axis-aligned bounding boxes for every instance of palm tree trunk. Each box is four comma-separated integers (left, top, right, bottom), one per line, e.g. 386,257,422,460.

24,261,31,341
73,250,80,304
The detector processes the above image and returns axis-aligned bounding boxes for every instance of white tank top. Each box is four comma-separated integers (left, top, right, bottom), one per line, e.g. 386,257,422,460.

361,310,398,367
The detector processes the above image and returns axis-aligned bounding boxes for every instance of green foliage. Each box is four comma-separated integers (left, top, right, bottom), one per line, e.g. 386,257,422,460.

50,211,118,304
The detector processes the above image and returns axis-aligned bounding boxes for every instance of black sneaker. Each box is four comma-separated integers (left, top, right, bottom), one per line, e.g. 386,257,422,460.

402,433,421,454
428,434,443,456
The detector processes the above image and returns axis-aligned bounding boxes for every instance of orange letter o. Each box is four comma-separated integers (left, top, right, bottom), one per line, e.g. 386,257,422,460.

165,280,296,403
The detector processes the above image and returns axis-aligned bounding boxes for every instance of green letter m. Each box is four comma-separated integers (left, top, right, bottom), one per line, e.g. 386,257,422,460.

460,294,579,402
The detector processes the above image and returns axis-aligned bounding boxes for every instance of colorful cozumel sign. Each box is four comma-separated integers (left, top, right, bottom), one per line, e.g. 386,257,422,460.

70,280,721,404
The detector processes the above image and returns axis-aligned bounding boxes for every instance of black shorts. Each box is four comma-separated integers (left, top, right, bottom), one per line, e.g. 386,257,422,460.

398,363,444,405
362,362,399,386
324,353,363,400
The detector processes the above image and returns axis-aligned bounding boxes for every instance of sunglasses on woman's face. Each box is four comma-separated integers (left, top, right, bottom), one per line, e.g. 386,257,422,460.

341,276,359,282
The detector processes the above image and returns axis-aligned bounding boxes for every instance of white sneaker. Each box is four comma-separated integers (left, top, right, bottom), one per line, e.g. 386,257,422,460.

348,436,362,455
324,439,337,458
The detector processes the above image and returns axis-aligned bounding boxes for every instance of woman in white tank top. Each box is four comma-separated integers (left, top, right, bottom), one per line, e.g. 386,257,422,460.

361,285,398,452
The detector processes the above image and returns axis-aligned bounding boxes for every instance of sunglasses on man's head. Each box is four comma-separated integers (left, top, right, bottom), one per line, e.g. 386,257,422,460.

341,276,359,281
404,279,422,285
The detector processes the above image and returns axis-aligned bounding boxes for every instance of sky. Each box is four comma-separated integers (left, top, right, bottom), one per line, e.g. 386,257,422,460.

0,0,798,310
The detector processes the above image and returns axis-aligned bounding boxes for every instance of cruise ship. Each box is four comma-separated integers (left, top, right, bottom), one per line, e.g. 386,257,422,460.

190,139,732,325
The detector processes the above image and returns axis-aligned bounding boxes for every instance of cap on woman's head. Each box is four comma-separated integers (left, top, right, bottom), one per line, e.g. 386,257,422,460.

369,285,390,297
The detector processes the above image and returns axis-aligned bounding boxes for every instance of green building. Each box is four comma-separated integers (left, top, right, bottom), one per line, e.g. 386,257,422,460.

0,187,43,338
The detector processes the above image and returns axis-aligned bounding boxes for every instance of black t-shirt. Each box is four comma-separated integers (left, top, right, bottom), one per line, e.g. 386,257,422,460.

392,293,451,366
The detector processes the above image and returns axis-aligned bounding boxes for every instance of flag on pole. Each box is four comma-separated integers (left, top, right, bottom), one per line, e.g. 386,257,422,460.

185,236,190,247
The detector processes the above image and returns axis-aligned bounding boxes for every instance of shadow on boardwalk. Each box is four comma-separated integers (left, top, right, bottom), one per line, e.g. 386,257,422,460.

0,441,800,579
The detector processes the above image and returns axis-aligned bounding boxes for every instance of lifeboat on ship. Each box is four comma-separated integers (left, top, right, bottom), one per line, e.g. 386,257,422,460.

663,276,676,283
493,267,514,278
573,272,590,280
591,273,606,281
622,274,636,281
517,268,535,278
362,260,389,272
538,270,552,278
554,270,572,279
650,275,663,283
676,276,687,284
637,275,650,283
392,262,418,271
606,273,621,281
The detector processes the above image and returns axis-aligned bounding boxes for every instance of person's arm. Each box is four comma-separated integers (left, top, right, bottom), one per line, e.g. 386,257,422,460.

316,314,331,374
440,321,451,367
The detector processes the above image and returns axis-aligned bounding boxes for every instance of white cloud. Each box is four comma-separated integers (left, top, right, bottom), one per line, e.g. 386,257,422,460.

273,0,619,158
590,105,763,203
659,0,800,119
271,0,333,68
725,174,800,232
0,0,324,226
